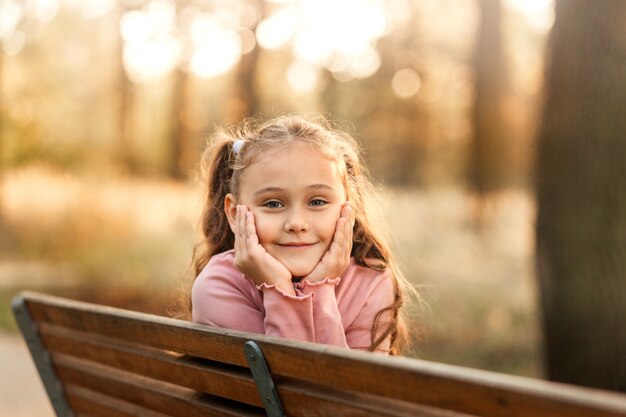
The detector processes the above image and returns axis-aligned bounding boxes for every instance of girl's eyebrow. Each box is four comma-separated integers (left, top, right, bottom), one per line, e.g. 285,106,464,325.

253,186,283,196
253,184,335,196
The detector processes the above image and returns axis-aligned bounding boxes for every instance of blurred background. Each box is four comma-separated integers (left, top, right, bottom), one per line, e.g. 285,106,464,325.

1,0,625,414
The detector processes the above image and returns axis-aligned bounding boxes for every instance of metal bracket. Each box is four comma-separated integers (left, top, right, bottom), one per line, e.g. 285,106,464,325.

244,341,286,417
12,295,74,417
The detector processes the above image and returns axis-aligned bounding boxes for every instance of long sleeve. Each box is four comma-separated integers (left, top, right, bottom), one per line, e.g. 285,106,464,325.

295,278,348,346
343,273,395,353
191,254,266,334
191,250,396,351
258,279,346,345
191,250,335,343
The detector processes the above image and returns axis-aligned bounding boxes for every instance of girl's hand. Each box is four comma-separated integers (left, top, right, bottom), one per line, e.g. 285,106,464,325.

233,205,293,292
304,201,354,283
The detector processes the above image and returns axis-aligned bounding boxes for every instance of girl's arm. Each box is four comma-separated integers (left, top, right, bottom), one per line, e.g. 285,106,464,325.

297,267,395,353
191,252,344,343
192,255,395,351
344,272,395,353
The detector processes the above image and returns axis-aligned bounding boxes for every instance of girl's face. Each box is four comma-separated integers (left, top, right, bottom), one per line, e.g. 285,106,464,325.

226,141,347,277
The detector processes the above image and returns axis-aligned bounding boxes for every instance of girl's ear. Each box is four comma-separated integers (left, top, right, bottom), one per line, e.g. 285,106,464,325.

224,193,237,233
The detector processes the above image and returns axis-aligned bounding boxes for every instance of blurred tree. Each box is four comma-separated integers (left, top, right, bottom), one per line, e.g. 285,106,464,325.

115,5,138,175
168,67,193,180
0,53,4,235
469,0,509,199
536,0,626,392
231,1,264,120
352,9,426,186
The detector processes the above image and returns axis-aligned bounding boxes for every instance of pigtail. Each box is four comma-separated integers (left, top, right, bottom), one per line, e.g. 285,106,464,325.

194,137,236,276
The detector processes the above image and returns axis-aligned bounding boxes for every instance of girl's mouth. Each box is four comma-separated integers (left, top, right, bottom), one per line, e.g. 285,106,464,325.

278,242,316,249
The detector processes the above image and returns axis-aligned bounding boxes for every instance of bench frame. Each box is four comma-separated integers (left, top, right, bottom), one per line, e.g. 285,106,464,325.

13,291,626,417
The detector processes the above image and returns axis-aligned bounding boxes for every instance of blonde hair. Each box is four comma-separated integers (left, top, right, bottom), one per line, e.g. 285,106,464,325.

191,114,413,354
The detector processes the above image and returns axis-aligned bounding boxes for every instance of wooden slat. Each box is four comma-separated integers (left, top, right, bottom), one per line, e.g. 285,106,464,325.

21,291,626,417
55,354,265,417
44,325,449,417
275,379,473,417
262,347,626,417
25,292,250,366
66,385,170,417
39,323,261,407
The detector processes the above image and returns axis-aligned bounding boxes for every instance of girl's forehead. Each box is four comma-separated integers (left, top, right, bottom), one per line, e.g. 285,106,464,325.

239,141,346,192
249,140,339,165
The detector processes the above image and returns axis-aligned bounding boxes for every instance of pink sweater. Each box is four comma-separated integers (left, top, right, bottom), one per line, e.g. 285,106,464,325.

191,249,395,352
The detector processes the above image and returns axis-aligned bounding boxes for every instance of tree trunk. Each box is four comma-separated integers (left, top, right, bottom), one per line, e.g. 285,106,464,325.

168,67,193,180
116,5,137,175
232,42,260,120
230,1,264,120
470,0,509,196
0,54,5,237
536,0,626,392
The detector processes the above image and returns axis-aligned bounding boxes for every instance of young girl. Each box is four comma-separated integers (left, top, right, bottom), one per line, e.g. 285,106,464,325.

190,114,411,354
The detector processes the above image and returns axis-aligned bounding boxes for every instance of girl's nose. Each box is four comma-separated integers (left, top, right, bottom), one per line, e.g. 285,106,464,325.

284,209,309,233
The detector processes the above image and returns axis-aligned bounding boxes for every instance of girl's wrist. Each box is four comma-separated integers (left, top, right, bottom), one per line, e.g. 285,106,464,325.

255,273,294,293
274,280,297,296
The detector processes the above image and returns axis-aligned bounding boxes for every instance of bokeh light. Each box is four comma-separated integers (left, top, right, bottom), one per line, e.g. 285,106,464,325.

189,13,243,78
287,59,318,94
0,1,23,39
256,0,387,79
505,0,555,32
120,1,181,83
392,68,422,98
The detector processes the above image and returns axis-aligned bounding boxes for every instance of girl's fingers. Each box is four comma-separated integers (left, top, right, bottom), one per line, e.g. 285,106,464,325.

341,204,353,255
331,217,347,255
245,210,259,247
233,206,244,263
341,202,350,221
237,205,245,239
343,216,352,255
234,206,241,243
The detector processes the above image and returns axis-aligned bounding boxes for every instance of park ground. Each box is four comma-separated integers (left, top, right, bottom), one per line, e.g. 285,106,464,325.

0,331,54,416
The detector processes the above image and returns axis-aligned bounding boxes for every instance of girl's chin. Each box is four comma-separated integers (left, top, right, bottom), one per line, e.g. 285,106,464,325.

286,266,315,279
280,259,318,279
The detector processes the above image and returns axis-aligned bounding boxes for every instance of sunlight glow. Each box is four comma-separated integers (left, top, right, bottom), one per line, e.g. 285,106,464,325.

124,38,180,83
120,1,180,83
2,30,25,55
504,0,554,32
120,2,249,81
64,0,116,19
0,1,23,39
257,0,387,79
33,0,60,22
190,33,242,78
189,14,242,78
255,8,297,50
287,60,318,94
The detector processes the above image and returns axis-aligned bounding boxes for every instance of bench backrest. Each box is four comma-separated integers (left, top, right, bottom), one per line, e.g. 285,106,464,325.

13,291,626,417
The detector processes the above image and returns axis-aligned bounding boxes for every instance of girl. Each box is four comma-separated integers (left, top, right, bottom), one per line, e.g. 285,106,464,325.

190,114,411,354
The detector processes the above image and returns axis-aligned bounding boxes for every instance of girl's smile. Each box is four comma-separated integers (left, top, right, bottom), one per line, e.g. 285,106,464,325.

225,141,347,277
277,242,318,248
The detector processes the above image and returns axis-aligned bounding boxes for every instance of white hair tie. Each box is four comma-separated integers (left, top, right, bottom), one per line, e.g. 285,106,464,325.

232,139,245,154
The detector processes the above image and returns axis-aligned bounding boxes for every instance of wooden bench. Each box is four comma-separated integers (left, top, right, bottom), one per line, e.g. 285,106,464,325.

12,291,626,417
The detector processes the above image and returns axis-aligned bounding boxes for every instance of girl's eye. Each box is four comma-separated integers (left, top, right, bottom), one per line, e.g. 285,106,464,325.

309,199,327,207
264,201,284,209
